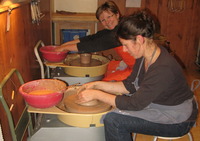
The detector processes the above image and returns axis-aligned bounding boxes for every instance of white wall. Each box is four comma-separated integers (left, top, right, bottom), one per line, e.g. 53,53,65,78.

54,0,98,13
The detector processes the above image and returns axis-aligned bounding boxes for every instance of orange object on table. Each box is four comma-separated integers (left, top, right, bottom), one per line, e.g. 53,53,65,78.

103,46,135,81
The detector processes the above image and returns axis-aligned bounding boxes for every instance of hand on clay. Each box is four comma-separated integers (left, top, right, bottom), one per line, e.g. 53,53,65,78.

75,89,98,105
76,81,99,94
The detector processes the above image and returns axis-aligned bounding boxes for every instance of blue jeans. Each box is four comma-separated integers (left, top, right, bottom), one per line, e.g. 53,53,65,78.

103,112,195,141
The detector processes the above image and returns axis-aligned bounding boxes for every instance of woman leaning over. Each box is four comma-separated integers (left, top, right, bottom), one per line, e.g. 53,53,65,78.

55,1,135,81
76,9,198,141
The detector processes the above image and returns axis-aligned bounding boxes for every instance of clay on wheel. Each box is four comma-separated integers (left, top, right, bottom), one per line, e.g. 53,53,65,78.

64,94,111,114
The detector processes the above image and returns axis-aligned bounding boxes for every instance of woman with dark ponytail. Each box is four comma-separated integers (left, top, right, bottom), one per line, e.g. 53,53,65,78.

76,9,197,141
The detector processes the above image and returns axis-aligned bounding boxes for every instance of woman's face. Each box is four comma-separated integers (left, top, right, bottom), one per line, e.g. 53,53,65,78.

99,10,119,30
119,37,143,59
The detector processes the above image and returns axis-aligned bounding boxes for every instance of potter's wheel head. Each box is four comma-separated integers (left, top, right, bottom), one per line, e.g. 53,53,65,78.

56,87,112,128
62,54,110,77
64,94,111,114
69,58,102,67
56,87,111,114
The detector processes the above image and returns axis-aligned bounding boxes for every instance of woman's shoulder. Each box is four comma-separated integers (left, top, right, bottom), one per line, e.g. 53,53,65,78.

155,46,183,74
159,46,175,62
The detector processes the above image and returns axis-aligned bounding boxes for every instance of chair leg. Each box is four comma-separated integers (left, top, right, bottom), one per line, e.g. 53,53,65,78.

188,132,193,141
132,133,137,141
153,137,173,141
153,136,158,141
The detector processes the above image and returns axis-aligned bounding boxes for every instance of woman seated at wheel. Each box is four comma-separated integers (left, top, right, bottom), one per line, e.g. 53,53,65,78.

75,9,198,141
55,1,135,81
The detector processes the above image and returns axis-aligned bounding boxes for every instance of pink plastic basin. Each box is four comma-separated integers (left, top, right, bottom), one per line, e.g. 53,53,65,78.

39,46,68,62
19,79,67,108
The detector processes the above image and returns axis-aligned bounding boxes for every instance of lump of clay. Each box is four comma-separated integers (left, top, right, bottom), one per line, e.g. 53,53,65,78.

78,100,99,106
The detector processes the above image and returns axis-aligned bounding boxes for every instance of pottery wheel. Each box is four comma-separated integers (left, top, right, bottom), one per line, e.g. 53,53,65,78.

64,94,112,114
69,58,102,67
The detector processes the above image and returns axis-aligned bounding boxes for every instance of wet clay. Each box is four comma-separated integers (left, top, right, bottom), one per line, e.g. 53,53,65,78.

69,58,102,67
80,53,92,64
64,94,111,114
78,100,99,106
24,79,67,94
28,90,56,95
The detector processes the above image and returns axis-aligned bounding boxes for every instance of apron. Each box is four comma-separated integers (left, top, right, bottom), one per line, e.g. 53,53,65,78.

109,98,193,124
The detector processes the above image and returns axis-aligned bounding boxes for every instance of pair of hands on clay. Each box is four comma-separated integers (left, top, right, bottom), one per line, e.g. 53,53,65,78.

75,81,118,107
75,82,100,105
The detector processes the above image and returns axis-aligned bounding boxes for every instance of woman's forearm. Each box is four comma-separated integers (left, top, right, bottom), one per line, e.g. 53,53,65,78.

61,39,80,46
54,39,80,52
94,81,129,94
95,90,117,107
55,43,79,52
63,44,78,51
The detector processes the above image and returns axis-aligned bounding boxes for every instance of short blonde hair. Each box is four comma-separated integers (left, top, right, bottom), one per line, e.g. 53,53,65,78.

96,1,121,20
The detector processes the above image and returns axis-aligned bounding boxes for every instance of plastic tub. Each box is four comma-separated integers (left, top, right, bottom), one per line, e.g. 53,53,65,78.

19,79,67,108
40,46,68,62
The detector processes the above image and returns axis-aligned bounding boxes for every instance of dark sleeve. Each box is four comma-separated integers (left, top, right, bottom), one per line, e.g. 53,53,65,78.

77,28,121,53
116,65,175,111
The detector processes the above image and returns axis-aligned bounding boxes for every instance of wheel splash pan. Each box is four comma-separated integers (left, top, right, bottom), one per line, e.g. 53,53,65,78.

63,54,110,77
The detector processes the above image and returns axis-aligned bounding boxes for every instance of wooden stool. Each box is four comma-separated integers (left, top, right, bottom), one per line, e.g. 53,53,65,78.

153,132,193,141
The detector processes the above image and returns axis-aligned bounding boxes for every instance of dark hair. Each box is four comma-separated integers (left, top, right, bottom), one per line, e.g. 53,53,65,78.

116,9,157,40
96,1,121,20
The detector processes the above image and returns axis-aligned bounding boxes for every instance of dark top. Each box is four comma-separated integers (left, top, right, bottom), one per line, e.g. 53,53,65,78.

77,26,121,53
116,46,194,111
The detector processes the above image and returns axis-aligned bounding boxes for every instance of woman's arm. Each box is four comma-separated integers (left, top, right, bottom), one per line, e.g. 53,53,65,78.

54,39,80,52
76,81,129,107
78,81,129,94
62,39,80,46
77,28,121,52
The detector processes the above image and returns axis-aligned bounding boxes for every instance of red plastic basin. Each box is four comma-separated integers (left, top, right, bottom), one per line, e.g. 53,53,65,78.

19,79,67,108
39,46,68,62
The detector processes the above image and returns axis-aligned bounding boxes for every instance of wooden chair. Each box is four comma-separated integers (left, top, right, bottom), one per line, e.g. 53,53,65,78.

0,69,34,141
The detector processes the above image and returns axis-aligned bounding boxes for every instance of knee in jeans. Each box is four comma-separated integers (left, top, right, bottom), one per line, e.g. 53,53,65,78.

103,113,117,125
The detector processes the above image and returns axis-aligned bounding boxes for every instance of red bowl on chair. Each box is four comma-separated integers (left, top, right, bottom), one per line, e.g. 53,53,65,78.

19,79,67,108
39,46,68,62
